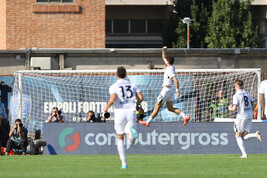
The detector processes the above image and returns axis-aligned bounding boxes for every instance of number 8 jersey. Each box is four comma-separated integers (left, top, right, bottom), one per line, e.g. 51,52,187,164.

233,89,254,119
109,79,140,110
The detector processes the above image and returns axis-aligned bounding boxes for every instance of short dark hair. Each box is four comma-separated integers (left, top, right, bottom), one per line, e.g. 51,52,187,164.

88,111,95,117
117,67,127,78
235,79,243,88
166,57,174,65
15,118,21,123
52,107,58,111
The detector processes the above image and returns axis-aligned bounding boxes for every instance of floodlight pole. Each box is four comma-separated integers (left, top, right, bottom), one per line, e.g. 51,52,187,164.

182,17,195,49
186,23,190,49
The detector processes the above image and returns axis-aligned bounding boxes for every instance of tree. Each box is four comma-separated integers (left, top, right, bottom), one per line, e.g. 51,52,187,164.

162,13,179,48
190,1,212,48
163,0,263,48
163,0,191,48
170,0,212,48
205,0,236,48
205,0,263,48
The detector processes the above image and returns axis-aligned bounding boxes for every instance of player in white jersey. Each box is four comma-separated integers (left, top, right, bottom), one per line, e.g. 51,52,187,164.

228,80,263,158
104,66,144,169
139,46,190,127
259,80,267,119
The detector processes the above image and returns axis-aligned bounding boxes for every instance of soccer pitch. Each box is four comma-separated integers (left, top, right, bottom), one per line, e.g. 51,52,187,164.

1,154,267,177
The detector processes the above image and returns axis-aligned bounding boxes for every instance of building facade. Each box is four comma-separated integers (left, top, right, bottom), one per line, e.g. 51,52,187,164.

0,0,172,49
0,0,105,49
105,0,173,48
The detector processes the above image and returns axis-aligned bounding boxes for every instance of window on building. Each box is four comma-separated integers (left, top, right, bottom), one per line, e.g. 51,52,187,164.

131,20,146,34
106,19,162,34
106,20,112,34
147,20,162,34
113,20,129,33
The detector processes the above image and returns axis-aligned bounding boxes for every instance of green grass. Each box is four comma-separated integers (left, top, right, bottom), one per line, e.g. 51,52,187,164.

1,154,267,177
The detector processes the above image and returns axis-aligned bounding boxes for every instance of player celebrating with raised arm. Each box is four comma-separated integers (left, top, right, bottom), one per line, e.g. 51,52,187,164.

104,66,144,169
228,80,263,158
139,46,190,127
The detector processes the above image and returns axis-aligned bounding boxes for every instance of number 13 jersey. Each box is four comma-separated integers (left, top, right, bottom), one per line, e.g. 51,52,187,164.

109,79,140,110
233,89,254,119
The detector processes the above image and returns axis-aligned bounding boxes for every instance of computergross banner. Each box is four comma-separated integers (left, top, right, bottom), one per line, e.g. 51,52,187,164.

43,122,267,155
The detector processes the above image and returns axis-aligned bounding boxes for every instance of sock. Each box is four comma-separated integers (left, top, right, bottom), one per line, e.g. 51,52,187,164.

117,138,126,166
236,136,247,156
127,133,135,147
243,133,256,141
127,138,135,149
180,112,186,119
147,116,153,124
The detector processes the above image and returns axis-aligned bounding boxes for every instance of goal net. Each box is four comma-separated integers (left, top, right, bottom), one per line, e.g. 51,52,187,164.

11,69,261,136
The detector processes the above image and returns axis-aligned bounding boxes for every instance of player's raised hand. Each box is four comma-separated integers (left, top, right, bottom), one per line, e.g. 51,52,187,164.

176,91,180,97
163,46,167,51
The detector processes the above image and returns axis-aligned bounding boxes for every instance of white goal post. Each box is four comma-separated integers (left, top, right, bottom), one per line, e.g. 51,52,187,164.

11,68,261,135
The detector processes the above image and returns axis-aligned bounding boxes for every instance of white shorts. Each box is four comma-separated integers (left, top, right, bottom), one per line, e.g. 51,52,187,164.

233,118,252,133
114,108,136,135
157,87,175,104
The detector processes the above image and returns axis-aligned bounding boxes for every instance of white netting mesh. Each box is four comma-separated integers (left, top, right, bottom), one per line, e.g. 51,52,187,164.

11,69,260,136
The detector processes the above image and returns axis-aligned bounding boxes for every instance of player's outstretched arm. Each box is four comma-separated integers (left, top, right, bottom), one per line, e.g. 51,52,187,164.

104,93,116,112
259,93,265,118
228,104,237,112
162,46,169,65
137,91,144,104
172,76,180,97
